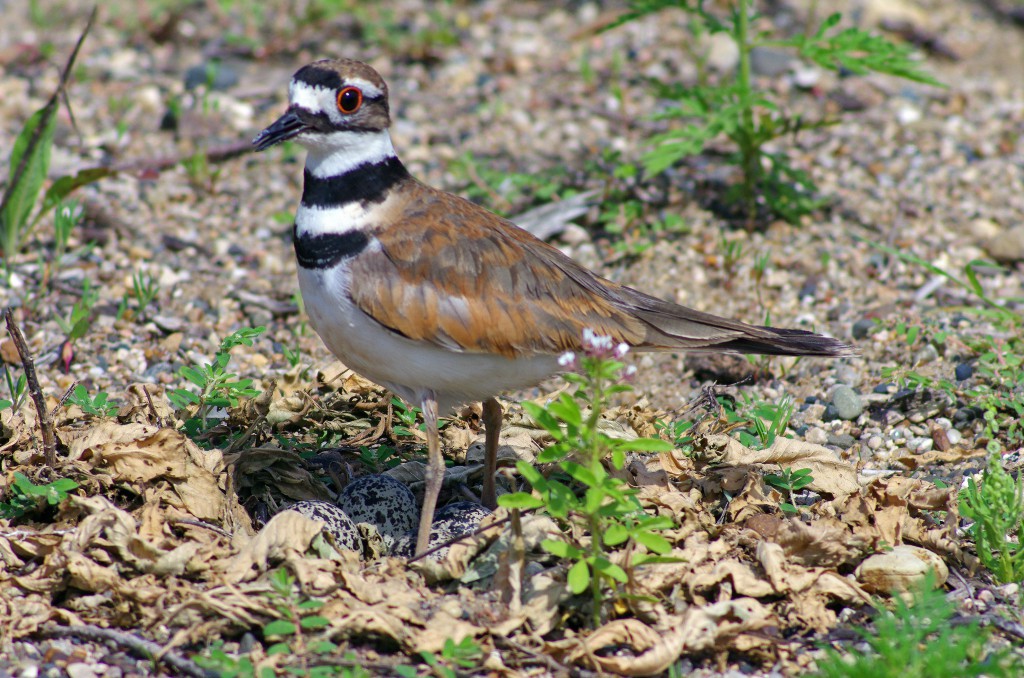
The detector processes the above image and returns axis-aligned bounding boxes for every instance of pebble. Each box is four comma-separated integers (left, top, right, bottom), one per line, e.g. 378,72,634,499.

908,436,933,452
827,433,857,449
946,428,963,446
955,363,973,381
750,46,794,77
913,344,939,365
340,474,419,550
805,427,829,445
851,318,875,340
184,61,241,91
830,385,865,421
953,407,981,428
867,435,884,450
984,225,1024,263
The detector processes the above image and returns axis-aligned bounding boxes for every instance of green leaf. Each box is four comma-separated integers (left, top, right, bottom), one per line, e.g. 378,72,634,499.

497,492,544,510
634,531,672,554
265,642,291,655
593,558,628,583
604,523,628,546
300,615,330,630
39,167,112,217
567,559,590,594
541,539,577,559
2,106,58,256
262,619,296,637
624,437,674,452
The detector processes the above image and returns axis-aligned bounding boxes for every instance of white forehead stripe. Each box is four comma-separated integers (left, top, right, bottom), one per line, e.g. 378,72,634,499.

289,80,330,110
342,77,383,98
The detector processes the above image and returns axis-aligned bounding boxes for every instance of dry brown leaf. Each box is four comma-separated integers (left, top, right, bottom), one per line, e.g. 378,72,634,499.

63,423,225,520
771,516,870,568
697,434,860,500
222,510,324,583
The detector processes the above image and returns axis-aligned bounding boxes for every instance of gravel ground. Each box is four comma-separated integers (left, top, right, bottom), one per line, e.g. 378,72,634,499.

1,0,1023,675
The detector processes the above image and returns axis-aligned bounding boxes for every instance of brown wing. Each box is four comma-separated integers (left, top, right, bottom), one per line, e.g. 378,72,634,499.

347,183,647,358
348,182,854,359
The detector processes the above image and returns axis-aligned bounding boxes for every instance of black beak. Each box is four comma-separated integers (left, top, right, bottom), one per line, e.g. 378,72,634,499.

252,109,307,151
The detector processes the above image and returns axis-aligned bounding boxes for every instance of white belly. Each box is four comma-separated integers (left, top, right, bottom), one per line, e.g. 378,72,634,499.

298,265,560,412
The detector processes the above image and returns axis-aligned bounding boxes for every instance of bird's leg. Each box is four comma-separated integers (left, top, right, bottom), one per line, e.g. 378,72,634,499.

416,391,442,556
481,396,502,510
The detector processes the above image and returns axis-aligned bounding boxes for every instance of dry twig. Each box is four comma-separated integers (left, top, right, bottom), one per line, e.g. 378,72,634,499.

4,309,57,465
39,624,215,678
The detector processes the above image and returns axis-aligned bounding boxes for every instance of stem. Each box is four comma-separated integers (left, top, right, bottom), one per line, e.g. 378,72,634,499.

735,0,759,228
589,510,603,627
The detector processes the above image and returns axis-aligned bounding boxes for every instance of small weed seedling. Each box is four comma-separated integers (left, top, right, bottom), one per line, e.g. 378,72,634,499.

764,467,814,514
606,0,939,227
499,331,675,626
358,445,402,473
866,240,1024,452
1,472,78,519
168,326,265,434
959,455,1024,584
118,269,160,321
54,277,99,341
720,393,794,450
262,568,334,659
1,365,28,413
397,637,485,678
66,384,119,418
811,577,1018,677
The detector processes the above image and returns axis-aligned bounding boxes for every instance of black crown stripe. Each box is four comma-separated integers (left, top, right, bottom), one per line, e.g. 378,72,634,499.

301,156,409,208
294,65,343,91
293,225,370,269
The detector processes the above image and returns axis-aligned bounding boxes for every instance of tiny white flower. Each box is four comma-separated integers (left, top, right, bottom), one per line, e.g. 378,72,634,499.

558,351,576,367
614,343,630,359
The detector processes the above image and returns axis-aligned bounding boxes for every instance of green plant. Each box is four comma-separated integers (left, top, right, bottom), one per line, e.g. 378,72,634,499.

192,640,260,678
607,1,939,228
448,151,570,215
499,331,675,626
0,12,106,278
263,568,333,658
718,232,745,279
54,277,99,341
390,397,420,437
765,467,814,514
67,384,119,418
119,269,161,320
358,445,402,472
865,241,1024,452
959,455,1024,584
810,577,1017,677
52,198,83,263
397,637,485,678
183,147,221,192
1,472,78,519
720,393,794,450
1,365,27,413
168,326,265,431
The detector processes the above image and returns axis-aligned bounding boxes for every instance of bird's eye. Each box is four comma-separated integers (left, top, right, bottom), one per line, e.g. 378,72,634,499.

337,87,363,114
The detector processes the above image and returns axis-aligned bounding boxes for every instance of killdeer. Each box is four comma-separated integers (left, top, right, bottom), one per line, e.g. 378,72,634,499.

252,59,852,557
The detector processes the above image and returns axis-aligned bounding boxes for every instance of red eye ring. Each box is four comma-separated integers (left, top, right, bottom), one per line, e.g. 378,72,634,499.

337,86,363,114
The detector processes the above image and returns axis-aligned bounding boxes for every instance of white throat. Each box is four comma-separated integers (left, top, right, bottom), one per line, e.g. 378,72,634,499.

302,129,396,179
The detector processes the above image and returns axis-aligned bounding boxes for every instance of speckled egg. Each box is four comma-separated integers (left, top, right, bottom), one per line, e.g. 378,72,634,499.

340,474,418,550
283,499,362,553
391,501,493,560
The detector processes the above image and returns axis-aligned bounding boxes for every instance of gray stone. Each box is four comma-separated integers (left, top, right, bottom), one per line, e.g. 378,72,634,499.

984,225,1024,263
831,385,865,421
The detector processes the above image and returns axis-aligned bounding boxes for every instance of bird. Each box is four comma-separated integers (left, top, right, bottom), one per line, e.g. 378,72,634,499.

252,58,853,557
